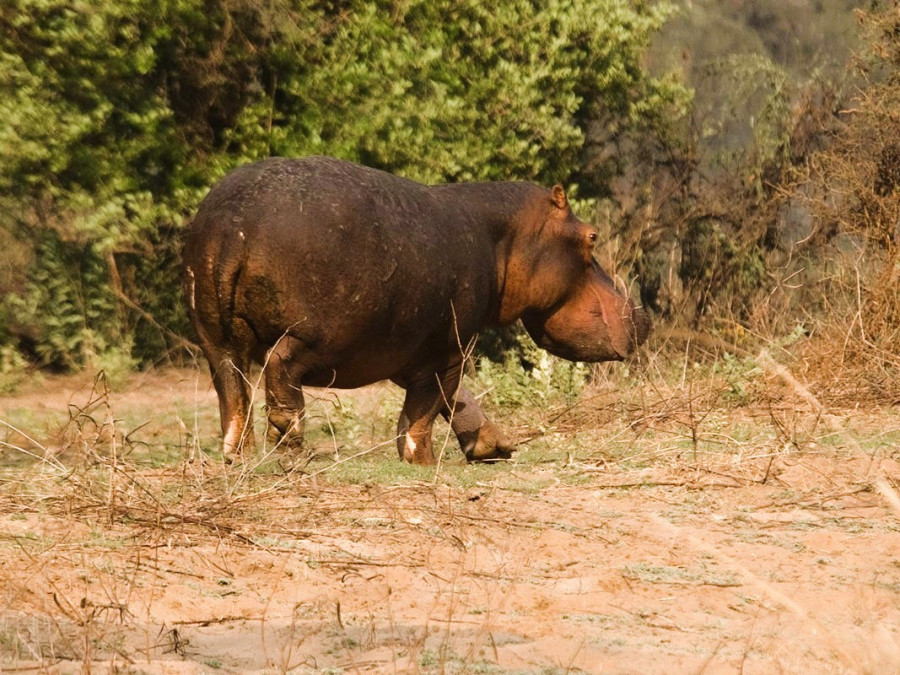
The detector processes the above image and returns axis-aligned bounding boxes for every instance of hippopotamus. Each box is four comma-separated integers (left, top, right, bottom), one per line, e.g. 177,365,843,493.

183,156,649,465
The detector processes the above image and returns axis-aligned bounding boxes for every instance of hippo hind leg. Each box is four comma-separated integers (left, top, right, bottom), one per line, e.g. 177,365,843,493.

264,335,307,450
206,347,255,461
442,386,515,462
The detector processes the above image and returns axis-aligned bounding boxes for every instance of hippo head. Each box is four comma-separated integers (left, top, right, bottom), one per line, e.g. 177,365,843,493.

515,185,650,362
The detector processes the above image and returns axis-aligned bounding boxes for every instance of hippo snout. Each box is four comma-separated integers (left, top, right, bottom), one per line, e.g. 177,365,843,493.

604,297,651,359
522,288,651,363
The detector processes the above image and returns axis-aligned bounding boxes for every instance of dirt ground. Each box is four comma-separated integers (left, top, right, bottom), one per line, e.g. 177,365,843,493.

1,369,899,673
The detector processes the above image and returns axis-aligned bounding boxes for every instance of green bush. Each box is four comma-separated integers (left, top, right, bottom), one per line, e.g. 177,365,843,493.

0,0,685,372
5,234,121,369
475,330,589,409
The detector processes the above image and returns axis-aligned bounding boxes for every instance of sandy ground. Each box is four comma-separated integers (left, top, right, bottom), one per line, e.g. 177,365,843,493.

1,370,899,673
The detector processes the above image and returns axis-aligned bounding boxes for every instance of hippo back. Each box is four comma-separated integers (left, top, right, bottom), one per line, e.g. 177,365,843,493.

183,157,498,387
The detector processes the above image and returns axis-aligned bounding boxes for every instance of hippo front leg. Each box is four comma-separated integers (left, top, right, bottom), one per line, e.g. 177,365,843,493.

395,368,466,465
264,336,307,449
442,386,515,462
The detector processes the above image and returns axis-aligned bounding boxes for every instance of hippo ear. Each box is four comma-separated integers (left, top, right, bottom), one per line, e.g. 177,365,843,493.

550,185,567,210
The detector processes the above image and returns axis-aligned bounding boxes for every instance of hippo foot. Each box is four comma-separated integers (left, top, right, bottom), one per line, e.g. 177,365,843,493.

461,421,516,462
399,432,437,465
266,406,305,450
221,428,255,465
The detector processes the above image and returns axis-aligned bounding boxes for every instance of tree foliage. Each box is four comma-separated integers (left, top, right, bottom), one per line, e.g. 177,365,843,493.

0,0,684,369
604,0,897,400
785,2,900,397
610,0,861,333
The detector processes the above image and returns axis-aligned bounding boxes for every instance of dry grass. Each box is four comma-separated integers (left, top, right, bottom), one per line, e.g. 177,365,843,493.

0,341,899,672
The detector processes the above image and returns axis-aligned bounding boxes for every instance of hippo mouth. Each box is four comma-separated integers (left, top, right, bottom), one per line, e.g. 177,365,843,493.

598,300,651,359
523,292,649,363
592,284,650,359
523,311,626,362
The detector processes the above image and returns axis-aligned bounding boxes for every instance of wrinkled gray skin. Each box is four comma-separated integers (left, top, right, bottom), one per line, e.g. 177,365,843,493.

183,157,650,465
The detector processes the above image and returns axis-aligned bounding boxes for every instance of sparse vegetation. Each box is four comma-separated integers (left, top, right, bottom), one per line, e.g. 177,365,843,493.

1,337,899,671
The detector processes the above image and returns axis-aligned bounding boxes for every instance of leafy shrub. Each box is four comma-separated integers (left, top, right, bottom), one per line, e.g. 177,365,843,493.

475,330,589,409
0,345,28,394
0,0,685,371
5,234,121,369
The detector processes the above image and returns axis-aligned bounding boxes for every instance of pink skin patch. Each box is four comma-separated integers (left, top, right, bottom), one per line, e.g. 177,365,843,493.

223,419,243,454
404,433,417,459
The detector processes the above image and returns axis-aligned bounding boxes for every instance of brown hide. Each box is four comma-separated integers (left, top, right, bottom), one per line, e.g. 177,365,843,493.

183,156,649,464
